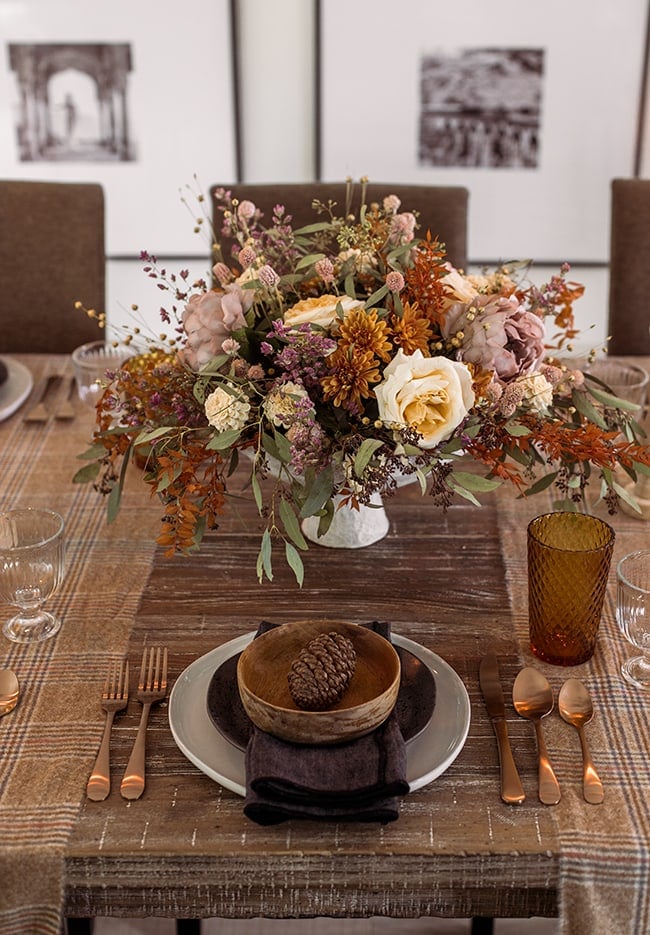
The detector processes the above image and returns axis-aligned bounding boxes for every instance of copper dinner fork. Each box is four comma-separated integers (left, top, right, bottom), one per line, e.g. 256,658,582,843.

86,658,129,801
120,646,168,800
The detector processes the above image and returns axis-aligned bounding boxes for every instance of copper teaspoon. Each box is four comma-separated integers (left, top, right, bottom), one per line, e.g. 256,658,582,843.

0,669,20,716
513,667,561,805
558,678,604,804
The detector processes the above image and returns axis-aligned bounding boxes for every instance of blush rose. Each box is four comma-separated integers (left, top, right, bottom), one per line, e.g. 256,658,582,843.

178,286,254,371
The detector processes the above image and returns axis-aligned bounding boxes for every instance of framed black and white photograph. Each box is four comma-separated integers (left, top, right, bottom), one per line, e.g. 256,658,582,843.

318,0,649,263
0,0,238,255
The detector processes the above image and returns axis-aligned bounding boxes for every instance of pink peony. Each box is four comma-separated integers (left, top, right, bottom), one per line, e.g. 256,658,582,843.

442,294,545,383
178,286,254,371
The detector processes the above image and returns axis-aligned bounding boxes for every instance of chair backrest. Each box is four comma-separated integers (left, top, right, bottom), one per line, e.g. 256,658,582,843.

210,181,469,271
608,178,650,355
0,180,105,353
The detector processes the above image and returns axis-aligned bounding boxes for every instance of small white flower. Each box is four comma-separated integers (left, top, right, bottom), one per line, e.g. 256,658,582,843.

514,372,554,412
205,384,250,432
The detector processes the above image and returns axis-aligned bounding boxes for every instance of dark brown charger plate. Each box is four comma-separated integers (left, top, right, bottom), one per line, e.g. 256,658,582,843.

206,643,436,749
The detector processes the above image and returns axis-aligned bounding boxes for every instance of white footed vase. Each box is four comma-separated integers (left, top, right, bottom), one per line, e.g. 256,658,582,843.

301,492,390,549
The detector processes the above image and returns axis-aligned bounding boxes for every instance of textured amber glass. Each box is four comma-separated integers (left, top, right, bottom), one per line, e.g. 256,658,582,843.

528,512,615,666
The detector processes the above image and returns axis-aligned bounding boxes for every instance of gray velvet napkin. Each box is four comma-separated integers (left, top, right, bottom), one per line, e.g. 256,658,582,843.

243,621,409,825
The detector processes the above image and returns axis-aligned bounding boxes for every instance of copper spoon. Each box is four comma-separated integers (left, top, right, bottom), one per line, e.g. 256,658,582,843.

513,667,561,805
0,669,20,716
559,678,604,804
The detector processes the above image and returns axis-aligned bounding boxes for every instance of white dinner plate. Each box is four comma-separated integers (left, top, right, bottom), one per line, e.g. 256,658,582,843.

0,356,33,422
168,631,471,796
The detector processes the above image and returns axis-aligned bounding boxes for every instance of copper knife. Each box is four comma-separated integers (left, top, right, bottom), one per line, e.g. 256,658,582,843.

479,652,526,804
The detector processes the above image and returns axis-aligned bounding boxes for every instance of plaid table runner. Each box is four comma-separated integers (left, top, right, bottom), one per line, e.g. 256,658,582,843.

0,356,160,935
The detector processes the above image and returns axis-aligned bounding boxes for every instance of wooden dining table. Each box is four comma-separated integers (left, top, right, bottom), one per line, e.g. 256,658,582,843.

1,354,649,935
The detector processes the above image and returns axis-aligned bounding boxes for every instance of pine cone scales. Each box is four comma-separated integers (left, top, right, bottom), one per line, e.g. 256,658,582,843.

288,631,357,710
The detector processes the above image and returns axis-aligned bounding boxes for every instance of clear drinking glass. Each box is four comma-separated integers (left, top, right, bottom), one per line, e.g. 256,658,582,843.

71,340,130,409
616,550,650,690
0,509,65,644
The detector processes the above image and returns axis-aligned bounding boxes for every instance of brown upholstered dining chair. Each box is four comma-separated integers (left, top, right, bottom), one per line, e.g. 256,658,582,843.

0,179,105,354
210,180,469,271
607,178,650,355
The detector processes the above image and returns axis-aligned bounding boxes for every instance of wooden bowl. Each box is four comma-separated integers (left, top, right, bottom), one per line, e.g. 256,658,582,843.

236,620,401,745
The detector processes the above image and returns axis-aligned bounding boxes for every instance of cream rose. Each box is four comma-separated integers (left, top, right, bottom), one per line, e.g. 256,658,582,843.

375,349,475,449
205,384,250,432
264,381,312,427
284,294,364,330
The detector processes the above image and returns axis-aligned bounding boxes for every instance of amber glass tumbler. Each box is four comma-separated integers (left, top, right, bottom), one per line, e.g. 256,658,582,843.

527,512,615,666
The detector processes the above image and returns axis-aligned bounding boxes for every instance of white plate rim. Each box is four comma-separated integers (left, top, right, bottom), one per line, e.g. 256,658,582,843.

0,356,34,421
168,631,471,797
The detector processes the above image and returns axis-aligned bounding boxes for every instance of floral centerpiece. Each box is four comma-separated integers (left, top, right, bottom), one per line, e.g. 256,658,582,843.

75,179,650,584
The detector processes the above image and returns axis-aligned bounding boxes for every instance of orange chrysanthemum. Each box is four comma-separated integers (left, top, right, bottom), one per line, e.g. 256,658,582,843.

389,302,433,355
321,346,381,412
337,307,392,362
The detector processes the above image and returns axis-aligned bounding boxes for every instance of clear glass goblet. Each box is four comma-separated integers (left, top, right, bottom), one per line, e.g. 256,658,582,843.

71,340,130,410
616,549,650,689
0,509,65,644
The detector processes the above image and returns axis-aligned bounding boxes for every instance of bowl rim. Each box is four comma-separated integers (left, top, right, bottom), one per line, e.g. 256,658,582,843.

236,619,401,717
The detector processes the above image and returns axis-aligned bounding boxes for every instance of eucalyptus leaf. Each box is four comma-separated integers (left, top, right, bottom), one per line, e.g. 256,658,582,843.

632,459,650,477
451,471,501,493
106,442,132,523
279,499,308,551
525,471,558,496
364,284,389,308
251,472,263,513
504,422,532,437
76,442,106,461
572,389,607,429
206,427,243,450
354,438,384,478
135,426,175,445
299,466,334,518
72,462,101,484
260,529,273,582
613,481,642,513
447,479,481,506
588,385,640,412
295,252,326,271
284,541,305,587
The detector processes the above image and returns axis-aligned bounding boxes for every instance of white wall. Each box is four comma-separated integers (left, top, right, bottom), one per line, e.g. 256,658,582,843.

105,0,610,354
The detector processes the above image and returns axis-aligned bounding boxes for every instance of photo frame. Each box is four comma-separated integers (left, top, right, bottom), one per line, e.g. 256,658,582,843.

318,0,649,263
0,0,239,256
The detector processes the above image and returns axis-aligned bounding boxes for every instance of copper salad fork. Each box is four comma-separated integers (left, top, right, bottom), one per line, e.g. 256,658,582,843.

86,658,129,801
120,646,168,800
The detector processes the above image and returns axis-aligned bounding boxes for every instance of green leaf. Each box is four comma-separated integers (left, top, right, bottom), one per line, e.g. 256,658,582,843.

259,529,273,582
106,444,132,523
354,438,384,478
447,479,481,506
273,430,292,464
632,459,650,477
451,471,501,493
587,385,641,412
76,443,106,461
299,465,334,518
613,481,642,513
72,462,101,484
279,499,308,550
251,472,263,513
572,389,607,429
292,221,332,235
284,541,305,587
364,284,389,308
135,426,175,445
206,427,243,450
344,273,356,298
525,471,558,496
504,422,532,437
261,431,283,464
295,252,326,271
415,467,428,495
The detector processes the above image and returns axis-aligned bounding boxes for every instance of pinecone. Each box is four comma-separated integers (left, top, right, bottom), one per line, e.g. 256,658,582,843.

287,630,357,711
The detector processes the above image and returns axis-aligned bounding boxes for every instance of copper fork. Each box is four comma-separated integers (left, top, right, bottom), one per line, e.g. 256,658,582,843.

86,659,129,801
120,646,168,800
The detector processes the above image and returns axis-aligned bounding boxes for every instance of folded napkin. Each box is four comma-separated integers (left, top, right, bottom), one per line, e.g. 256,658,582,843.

243,621,409,826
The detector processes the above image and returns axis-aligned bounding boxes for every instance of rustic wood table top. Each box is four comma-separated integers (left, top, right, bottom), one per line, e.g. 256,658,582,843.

2,355,649,935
